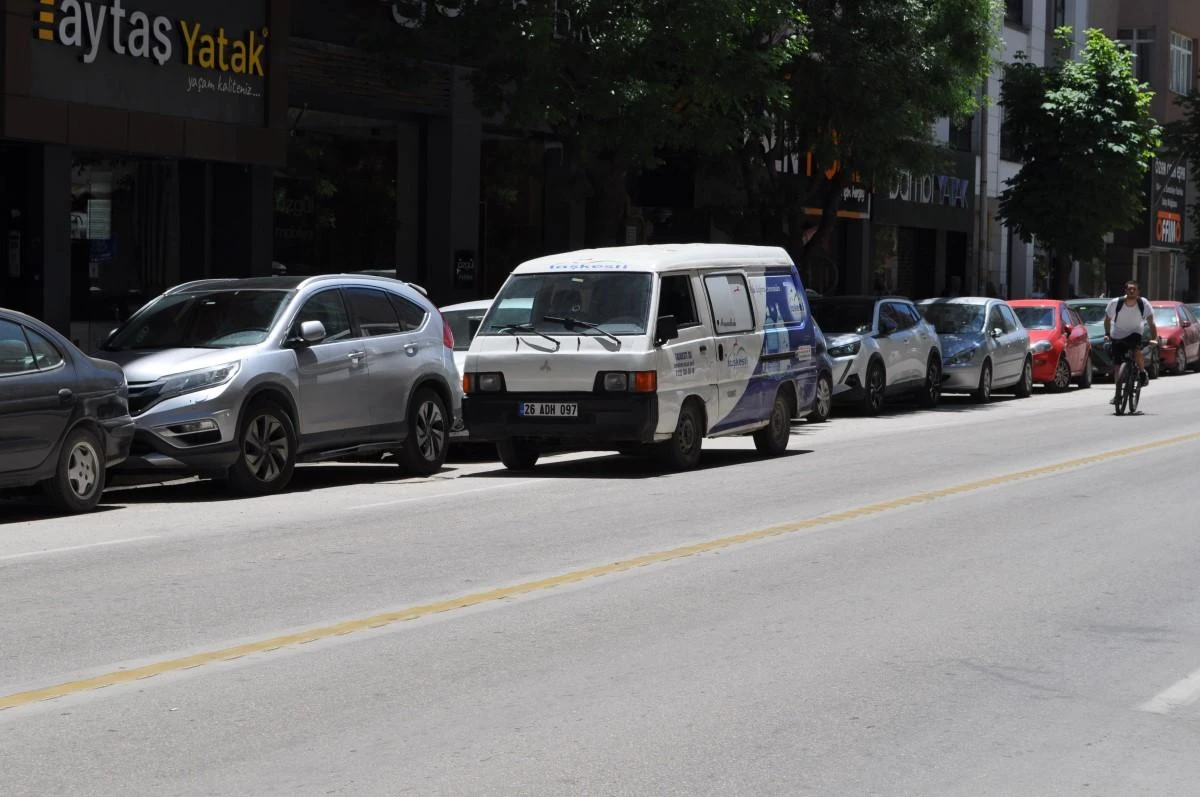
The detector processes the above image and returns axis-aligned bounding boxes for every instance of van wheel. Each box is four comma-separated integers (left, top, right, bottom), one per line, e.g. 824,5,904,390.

754,390,793,455
807,373,832,423
43,426,105,514
658,401,703,470
227,402,297,495
399,388,448,476
497,439,540,471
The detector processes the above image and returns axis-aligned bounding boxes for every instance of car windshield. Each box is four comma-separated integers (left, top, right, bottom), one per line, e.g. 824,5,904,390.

808,299,876,335
1153,308,1179,327
920,303,986,334
442,308,487,351
1069,304,1107,326
478,273,653,336
103,290,292,351
1013,306,1056,330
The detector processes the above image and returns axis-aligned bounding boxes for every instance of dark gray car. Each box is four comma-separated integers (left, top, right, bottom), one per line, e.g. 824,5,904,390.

99,275,463,495
0,309,134,513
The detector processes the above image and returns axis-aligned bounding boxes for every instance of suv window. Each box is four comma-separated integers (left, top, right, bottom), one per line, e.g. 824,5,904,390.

883,302,917,331
0,320,35,375
297,290,353,342
346,288,402,337
659,275,699,327
26,328,65,369
388,294,428,332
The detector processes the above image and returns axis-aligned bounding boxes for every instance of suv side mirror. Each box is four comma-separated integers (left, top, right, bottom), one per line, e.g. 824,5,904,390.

654,314,680,347
294,320,327,345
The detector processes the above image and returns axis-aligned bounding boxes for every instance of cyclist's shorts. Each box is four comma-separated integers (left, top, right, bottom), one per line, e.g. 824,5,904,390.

1110,333,1144,364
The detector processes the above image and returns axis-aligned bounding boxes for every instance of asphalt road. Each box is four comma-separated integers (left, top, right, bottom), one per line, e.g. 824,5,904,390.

3,375,1200,796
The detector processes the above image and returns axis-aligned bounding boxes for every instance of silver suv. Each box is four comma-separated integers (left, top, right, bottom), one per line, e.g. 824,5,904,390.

100,275,463,494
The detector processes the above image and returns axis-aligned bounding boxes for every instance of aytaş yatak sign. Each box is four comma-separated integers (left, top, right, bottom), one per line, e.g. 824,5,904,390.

31,0,269,126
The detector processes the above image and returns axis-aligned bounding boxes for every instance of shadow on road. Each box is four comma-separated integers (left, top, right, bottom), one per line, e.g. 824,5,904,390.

0,499,123,525
472,447,813,480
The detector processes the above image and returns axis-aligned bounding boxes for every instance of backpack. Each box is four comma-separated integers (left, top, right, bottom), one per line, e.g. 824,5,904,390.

1113,296,1145,321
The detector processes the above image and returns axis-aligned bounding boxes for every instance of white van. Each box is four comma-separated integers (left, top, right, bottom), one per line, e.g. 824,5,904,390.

461,244,824,470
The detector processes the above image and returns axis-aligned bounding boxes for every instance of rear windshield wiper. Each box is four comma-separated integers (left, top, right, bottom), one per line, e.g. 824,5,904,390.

498,323,561,350
542,315,622,349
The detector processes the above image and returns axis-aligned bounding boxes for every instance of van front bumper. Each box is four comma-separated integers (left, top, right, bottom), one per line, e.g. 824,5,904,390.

463,393,659,444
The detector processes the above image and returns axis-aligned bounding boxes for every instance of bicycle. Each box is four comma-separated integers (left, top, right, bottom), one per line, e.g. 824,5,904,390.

1109,337,1158,416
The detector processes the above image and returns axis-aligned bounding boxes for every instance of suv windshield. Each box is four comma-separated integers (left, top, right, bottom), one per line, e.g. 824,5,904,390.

103,289,292,351
478,273,653,336
920,303,986,334
808,299,876,335
1013,306,1055,330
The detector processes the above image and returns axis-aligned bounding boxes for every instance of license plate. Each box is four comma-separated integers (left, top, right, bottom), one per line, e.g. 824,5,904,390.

519,402,579,418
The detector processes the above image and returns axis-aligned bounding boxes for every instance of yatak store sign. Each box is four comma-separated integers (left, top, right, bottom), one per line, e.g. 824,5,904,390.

31,0,269,126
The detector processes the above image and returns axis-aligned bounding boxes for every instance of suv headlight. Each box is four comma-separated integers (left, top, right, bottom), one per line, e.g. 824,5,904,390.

158,362,241,401
828,339,862,359
1030,340,1052,354
945,347,978,366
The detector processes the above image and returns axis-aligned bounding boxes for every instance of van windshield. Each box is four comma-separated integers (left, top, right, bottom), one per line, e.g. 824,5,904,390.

103,290,292,351
479,273,653,336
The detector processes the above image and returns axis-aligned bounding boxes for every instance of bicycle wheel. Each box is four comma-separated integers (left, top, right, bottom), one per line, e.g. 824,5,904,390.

1128,370,1142,414
1114,367,1129,416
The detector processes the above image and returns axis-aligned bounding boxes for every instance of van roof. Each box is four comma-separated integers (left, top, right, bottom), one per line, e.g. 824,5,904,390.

511,244,795,275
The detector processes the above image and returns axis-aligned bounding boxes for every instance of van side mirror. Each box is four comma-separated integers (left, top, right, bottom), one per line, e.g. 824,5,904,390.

654,314,680,347
294,320,327,345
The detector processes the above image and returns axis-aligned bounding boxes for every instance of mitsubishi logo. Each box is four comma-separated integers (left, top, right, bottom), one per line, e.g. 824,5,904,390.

540,360,552,372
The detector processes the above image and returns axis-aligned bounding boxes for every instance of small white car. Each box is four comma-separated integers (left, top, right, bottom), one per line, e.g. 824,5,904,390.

439,299,494,380
807,295,943,414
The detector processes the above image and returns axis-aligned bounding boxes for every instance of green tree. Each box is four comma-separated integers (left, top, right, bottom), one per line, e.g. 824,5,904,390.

1165,90,1200,299
998,28,1162,299
744,0,999,264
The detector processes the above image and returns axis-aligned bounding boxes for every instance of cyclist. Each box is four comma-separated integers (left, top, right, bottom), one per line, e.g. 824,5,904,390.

1104,280,1157,398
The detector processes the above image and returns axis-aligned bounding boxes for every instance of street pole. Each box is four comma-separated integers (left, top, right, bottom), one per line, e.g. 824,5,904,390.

975,79,990,296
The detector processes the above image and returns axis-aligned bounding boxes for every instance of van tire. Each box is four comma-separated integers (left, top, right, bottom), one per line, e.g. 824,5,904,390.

497,439,540,471
658,401,703,471
754,389,793,455
227,401,297,495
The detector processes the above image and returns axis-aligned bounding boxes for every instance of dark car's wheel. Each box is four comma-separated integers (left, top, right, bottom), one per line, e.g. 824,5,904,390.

754,389,794,455
497,439,540,471
917,355,941,408
43,426,105,514
399,388,449,476
972,361,993,403
862,360,886,415
1050,356,1072,392
658,400,704,470
228,402,297,495
807,373,833,423
1075,357,1093,389
1014,357,1034,398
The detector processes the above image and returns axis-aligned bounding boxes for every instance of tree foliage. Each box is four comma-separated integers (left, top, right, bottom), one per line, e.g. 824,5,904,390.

998,28,1162,297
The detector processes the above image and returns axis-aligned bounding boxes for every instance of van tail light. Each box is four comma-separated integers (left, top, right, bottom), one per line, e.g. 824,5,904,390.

441,313,455,349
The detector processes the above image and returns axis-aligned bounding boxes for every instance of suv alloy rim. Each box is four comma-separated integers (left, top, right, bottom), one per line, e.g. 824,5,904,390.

67,441,100,499
415,399,446,462
244,415,289,483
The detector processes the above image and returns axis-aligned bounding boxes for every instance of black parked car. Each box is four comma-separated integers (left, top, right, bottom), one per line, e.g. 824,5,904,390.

0,309,135,513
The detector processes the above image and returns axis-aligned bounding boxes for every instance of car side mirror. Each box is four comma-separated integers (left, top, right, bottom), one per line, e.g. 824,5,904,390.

654,314,680,347
990,327,1004,338
294,320,327,345
1063,323,1073,334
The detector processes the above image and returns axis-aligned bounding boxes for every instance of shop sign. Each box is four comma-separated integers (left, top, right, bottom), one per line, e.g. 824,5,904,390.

30,0,269,127
387,0,526,29
888,170,969,208
454,250,477,290
1148,157,1187,250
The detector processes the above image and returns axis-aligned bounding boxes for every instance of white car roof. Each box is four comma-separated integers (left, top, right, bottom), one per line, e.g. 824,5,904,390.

439,299,493,313
511,244,795,275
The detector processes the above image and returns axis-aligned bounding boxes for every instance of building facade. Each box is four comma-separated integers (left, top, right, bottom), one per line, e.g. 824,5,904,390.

1,0,289,348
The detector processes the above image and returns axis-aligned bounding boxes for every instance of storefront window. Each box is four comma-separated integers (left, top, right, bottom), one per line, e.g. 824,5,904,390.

274,128,398,276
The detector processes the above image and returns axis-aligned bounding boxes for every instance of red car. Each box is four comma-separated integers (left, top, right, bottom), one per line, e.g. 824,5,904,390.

1008,299,1092,390
1150,301,1200,374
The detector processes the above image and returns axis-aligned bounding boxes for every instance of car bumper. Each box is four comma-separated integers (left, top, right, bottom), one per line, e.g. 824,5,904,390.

463,393,659,444
1030,352,1058,383
116,392,242,475
101,418,137,468
829,358,865,403
939,362,984,391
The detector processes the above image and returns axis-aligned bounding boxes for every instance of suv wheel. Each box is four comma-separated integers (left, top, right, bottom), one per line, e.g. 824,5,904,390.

228,402,297,495
917,355,941,408
399,388,448,476
807,373,833,423
43,426,105,514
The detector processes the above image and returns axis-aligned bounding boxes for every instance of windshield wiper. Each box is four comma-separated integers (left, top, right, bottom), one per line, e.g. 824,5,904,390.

542,315,623,349
498,323,562,350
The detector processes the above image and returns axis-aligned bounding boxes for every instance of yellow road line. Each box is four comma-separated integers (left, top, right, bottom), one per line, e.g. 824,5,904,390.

3,430,1199,712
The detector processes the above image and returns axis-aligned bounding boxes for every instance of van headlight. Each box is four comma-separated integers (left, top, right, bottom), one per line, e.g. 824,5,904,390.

158,362,240,400
828,340,862,358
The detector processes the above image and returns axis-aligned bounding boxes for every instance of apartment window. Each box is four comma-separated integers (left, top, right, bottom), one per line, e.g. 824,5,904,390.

1000,104,1019,162
1005,0,1023,26
1170,32,1195,95
1051,0,1065,29
1118,28,1155,85
949,116,973,152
